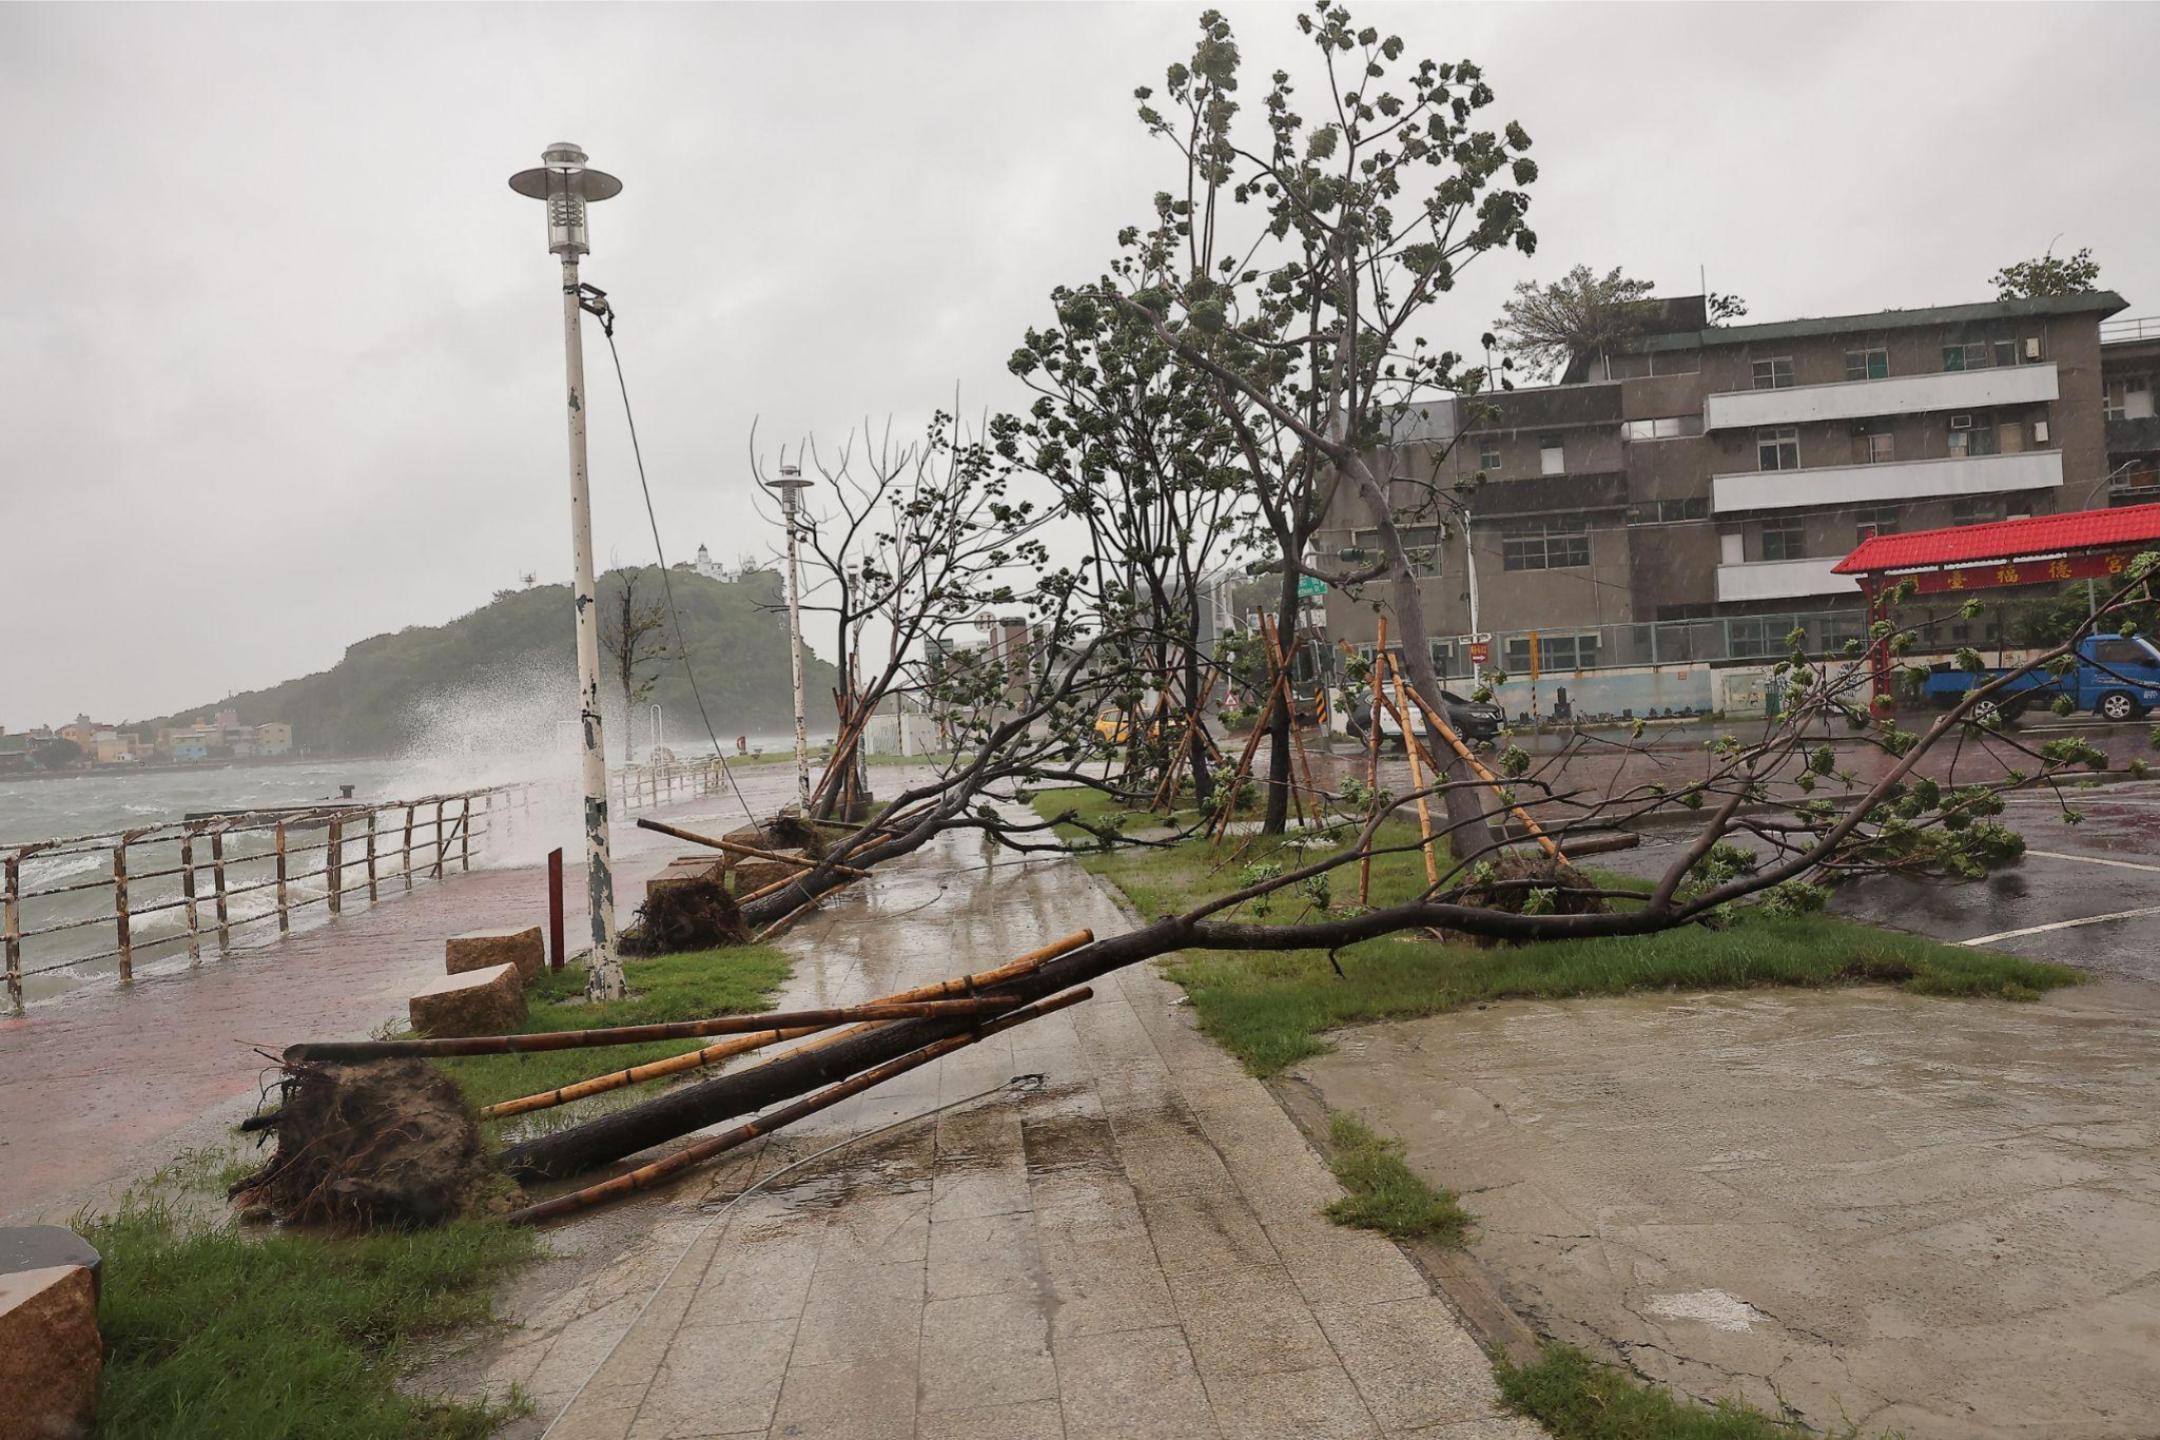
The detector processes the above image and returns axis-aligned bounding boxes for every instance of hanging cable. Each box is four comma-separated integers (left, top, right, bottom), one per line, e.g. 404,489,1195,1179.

580,285,761,828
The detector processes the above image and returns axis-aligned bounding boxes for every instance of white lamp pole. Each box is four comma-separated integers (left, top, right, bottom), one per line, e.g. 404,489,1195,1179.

509,142,627,1002
767,464,814,813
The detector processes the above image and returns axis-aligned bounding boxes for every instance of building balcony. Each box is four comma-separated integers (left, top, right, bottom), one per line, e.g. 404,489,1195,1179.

1704,363,2058,431
1715,557,1859,604
1712,449,2064,514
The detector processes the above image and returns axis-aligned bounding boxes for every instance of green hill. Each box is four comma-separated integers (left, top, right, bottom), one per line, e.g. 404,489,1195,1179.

129,566,839,756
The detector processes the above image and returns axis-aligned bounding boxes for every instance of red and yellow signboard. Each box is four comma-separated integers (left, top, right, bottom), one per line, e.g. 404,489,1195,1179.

1899,549,2138,596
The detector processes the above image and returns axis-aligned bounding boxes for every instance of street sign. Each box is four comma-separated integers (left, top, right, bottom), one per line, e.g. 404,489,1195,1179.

1297,575,1327,598
1468,641,1491,669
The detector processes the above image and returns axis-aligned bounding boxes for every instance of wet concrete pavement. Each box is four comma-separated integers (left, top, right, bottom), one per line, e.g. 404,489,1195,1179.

440,828,1543,1440
1297,984,2160,1439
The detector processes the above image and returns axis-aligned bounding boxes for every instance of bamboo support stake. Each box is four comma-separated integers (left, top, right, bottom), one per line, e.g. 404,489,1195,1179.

211,832,231,950
1212,669,1288,843
634,818,870,877
180,835,201,965
1385,656,1441,887
401,805,415,891
480,929,1094,1120
113,840,133,981
326,819,343,916
365,812,379,902
285,996,1021,1064
4,854,21,1013
274,822,291,934
505,987,1094,1226
1359,620,1388,906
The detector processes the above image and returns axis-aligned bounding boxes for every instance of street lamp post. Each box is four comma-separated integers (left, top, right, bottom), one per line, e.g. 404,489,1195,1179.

766,464,814,813
509,142,627,1002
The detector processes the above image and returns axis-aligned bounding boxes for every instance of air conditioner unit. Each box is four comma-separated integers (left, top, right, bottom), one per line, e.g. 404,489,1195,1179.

2024,337,2042,360
1949,414,1974,431
2033,420,2051,443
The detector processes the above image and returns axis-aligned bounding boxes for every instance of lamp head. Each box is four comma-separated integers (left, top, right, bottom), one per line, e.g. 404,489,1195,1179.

508,142,623,258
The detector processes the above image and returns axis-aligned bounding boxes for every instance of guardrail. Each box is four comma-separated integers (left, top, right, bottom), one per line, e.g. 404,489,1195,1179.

1,756,740,1012
1,784,544,1012
2101,315,2160,345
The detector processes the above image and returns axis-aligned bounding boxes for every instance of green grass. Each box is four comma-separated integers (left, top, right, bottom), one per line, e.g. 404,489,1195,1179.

1322,1113,1470,1245
83,1183,535,1439
1036,801,2081,1077
1497,1343,1873,1439
434,943,791,1119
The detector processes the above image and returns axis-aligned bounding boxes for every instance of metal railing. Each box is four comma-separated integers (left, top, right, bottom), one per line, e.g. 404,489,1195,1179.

2101,315,2160,345
2,783,537,1012
606,755,735,817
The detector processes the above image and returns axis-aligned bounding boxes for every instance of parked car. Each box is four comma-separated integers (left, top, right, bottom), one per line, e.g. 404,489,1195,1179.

1335,686,1504,747
1922,633,2160,723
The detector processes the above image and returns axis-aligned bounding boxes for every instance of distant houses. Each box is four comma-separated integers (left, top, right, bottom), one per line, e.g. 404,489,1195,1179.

0,710,296,772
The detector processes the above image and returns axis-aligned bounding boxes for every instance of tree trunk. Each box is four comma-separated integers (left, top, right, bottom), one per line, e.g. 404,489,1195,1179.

1261,564,1300,834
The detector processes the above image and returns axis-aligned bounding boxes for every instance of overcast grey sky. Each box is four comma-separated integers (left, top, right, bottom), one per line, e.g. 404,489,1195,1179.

4,1,2154,731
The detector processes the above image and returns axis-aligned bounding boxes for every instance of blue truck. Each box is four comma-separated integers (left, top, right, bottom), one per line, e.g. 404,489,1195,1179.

1923,634,2160,723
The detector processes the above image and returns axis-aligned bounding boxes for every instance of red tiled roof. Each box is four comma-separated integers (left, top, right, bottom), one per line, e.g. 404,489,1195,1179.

1833,503,2160,574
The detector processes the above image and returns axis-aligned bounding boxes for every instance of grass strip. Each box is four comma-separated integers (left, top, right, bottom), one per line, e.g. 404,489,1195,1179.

1038,801,2081,1077
1322,1113,1470,1245
84,1188,534,1440
1497,1343,1874,1439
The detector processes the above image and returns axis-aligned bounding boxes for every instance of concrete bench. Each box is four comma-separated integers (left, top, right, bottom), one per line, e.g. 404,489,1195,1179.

445,925,545,985
410,963,527,1037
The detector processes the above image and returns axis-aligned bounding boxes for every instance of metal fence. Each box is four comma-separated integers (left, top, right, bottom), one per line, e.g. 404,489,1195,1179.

1339,608,1876,681
1,755,755,1012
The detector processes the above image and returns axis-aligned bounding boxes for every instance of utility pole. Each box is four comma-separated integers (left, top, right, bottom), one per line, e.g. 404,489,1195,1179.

510,142,627,1002
767,463,814,813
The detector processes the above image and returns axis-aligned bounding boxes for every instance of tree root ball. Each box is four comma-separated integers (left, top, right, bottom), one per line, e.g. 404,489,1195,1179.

1442,852,1609,945
621,878,748,955
232,1061,496,1228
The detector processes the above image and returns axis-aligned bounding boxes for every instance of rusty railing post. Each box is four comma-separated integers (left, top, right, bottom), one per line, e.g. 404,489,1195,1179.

432,800,448,878
114,840,133,982
365,810,379,902
274,822,290,934
459,796,472,872
4,852,21,1014
548,847,565,971
326,818,343,916
401,805,416,891
180,832,201,965
211,830,231,951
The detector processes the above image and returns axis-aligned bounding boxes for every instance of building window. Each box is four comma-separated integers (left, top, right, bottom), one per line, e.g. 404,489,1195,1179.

1948,417,1998,458
1505,632,1599,673
1539,435,1565,475
2105,376,2154,422
1630,497,1709,524
1477,437,1502,471
1854,506,1900,542
1941,342,1992,372
1621,416,1699,441
1752,357,1795,390
1429,640,1457,677
1856,430,1894,465
1760,516,1806,562
1756,427,1799,472
1844,348,1888,381
1500,517,1590,571
1950,496,1998,526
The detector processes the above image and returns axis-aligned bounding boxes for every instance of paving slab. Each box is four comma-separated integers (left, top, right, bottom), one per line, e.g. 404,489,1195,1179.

441,827,1536,1439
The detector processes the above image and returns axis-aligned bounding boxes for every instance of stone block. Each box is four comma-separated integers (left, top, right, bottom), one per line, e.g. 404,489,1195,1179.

648,854,725,905
445,925,544,985
410,963,527,1038
0,1264,100,1439
0,1229,101,1300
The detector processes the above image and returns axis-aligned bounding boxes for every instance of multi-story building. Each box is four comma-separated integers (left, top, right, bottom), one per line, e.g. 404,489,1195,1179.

2102,312,2160,506
1318,288,2130,714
